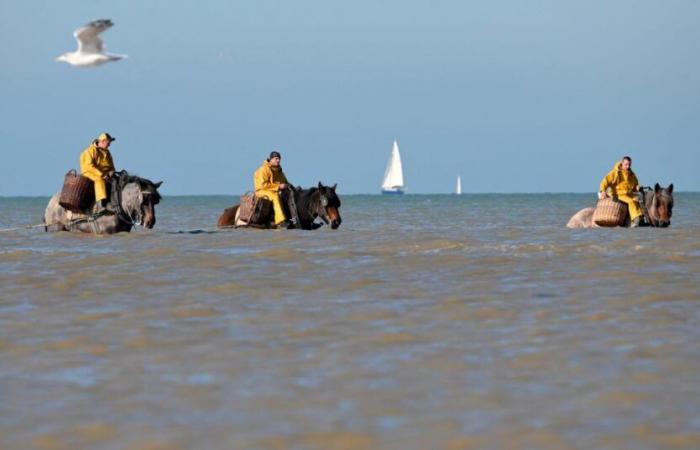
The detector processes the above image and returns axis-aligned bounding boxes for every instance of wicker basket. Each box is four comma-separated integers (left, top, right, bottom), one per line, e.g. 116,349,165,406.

59,169,95,213
593,198,628,227
238,192,273,225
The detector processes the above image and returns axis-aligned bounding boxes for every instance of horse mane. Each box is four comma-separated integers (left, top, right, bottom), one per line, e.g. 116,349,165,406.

114,171,162,202
294,186,318,214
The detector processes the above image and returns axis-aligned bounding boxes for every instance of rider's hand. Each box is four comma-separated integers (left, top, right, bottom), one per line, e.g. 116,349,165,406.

279,183,287,190
598,191,607,200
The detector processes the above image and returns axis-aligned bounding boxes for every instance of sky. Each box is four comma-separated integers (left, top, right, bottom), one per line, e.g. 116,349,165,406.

1,0,698,195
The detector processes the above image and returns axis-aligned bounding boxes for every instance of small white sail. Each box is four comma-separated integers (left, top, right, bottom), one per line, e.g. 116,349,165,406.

381,140,405,193
456,175,462,195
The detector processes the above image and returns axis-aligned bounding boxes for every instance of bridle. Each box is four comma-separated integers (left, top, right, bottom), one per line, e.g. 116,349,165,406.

111,172,142,228
111,171,159,229
311,190,332,224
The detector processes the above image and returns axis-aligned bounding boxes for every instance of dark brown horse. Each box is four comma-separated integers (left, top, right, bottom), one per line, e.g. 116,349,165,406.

218,182,342,230
567,183,674,228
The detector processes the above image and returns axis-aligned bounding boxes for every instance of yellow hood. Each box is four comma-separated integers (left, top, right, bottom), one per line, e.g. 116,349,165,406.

600,161,638,194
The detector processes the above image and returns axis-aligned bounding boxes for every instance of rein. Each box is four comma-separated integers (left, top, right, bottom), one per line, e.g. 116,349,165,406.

308,190,329,224
111,171,142,229
289,188,329,228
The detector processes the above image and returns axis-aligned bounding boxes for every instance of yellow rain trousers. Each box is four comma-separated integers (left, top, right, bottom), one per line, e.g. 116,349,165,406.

254,160,290,225
79,144,115,203
599,162,642,220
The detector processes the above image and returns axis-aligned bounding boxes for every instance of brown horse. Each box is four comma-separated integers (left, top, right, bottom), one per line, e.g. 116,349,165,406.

218,183,342,230
44,172,162,234
567,183,674,228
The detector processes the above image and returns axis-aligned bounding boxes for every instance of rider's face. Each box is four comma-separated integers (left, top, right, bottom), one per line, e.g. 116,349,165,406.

269,156,281,166
621,159,631,170
98,139,111,149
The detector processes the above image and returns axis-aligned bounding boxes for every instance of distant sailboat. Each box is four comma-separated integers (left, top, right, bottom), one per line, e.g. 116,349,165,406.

455,175,462,195
381,140,405,195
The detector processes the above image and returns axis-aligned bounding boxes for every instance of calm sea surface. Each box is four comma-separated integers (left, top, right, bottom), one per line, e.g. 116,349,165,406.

1,194,699,450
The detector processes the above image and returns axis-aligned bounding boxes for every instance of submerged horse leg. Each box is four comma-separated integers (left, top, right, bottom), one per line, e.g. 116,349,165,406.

567,207,598,228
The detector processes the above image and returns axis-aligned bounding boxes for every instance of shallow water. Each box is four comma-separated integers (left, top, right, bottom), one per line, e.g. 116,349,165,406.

1,194,699,450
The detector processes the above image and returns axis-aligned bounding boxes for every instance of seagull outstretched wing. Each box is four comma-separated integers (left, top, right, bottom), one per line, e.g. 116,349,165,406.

74,19,113,54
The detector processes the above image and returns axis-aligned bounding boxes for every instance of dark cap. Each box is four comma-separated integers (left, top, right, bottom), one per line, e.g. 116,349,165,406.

97,132,116,142
269,151,281,160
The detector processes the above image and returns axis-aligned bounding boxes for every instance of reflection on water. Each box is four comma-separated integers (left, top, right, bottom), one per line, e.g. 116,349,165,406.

1,194,700,449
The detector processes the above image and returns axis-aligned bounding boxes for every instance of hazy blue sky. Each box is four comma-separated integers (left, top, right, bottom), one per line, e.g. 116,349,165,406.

1,0,698,195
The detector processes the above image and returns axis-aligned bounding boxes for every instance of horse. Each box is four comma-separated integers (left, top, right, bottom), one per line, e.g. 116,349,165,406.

567,183,674,228
44,171,163,234
217,182,342,230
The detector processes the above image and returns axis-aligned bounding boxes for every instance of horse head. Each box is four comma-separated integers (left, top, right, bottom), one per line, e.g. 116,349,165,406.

316,182,342,229
647,183,673,228
118,174,162,229
138,179,163,228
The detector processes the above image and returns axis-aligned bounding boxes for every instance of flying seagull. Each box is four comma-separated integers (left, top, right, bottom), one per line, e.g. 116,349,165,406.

56,19,127,67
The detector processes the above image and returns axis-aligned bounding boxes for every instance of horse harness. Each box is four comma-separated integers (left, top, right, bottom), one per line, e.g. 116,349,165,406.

303,189,332,226
110,171,142,227
66,171,140,233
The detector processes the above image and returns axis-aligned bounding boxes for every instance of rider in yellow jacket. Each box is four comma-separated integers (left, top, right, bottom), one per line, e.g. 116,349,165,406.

80,133,116,210
254,151,291,227
599,156,643,227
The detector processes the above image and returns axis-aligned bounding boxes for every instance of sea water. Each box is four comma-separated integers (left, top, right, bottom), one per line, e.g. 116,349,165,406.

1,194,699,449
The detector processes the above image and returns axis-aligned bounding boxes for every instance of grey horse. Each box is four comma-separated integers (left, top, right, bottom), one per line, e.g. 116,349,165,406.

567,184,674,228
44,173,162,234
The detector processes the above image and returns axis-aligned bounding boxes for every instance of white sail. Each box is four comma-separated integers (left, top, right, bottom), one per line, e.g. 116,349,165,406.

456,176,462,195
381,140,404,192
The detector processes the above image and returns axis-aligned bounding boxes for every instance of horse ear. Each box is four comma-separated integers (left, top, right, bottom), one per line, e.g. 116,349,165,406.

655,183,661,192
667,183,673,193
154,181,163,188
331,183,337,191
318,182,323,189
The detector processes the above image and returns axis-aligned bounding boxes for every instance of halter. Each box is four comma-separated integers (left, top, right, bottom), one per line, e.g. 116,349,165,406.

111,171,142,228
312,190,331,224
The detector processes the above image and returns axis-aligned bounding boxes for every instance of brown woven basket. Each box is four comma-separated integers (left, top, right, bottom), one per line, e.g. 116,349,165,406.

593,198,628,227
238,192,256,223
59,169,95,213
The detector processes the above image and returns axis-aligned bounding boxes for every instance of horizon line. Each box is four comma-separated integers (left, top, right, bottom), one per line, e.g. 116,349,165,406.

1,191,695,198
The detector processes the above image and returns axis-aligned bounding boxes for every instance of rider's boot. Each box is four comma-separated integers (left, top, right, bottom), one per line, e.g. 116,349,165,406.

93,199,108,216
275,220,295,230
630,217,642,228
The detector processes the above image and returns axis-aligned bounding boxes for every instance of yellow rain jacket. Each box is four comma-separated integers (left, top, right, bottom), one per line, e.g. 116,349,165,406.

79,143,115,203
599,162,642,220
254,160,289,224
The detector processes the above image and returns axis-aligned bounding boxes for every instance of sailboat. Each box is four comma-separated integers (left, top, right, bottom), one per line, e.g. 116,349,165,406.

455,175,462,195
381,140,405,195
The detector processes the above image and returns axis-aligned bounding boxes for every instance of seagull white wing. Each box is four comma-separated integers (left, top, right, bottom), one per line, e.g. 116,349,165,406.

73,19,113,54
